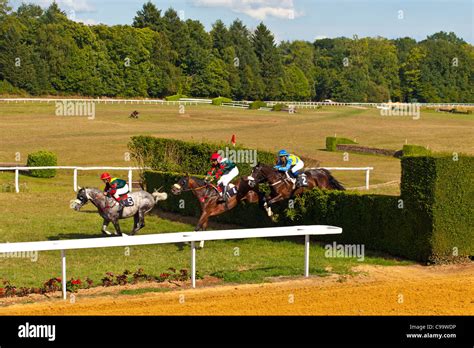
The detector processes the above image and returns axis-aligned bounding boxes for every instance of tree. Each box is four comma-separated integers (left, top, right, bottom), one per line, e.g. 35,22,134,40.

210,20,229,57
252,22,283,100
133,1,163,32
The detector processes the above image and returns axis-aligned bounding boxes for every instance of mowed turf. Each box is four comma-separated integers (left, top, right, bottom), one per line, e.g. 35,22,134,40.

0,102,470,288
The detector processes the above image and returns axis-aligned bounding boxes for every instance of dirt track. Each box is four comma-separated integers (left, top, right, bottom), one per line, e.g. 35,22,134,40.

1,264,473,315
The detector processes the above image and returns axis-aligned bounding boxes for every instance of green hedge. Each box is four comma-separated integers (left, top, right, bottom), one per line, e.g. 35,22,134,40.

26,151,57,178
325,137,358,151
402,144,432,156
212,97,232,106
401,154,473,262
249,101,267,110
129,136,276,176
165,94,188,101
272,103,289,111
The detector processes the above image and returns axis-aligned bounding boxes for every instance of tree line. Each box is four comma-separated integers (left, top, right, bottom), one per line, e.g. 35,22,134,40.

0,1,472,102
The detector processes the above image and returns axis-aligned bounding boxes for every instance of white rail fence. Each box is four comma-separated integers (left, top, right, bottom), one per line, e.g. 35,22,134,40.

0,166,374,192
0,166,144,193
0,225,343,299
1,98,473,108
0,98,211,106
313,167,373,190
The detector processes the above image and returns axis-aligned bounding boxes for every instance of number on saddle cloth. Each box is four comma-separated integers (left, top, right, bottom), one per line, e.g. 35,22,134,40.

120,194,134,207
225,184,238,198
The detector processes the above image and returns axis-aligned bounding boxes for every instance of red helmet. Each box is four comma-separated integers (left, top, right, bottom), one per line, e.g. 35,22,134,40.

210,153,222,162
100,172,111,180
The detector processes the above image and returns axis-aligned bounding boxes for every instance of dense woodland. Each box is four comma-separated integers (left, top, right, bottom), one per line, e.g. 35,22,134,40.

0,1,472,102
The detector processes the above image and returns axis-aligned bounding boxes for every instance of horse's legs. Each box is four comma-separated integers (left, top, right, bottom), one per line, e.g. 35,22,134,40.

102,219,113,236
112,220,122,236
264,194,284,217
131,212,140,235
195,211,210,249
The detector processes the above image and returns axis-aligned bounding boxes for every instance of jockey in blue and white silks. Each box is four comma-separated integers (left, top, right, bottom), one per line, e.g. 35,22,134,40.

274,150,305,184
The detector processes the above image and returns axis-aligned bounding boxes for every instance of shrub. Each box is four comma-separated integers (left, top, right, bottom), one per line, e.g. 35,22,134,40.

212,96,233,106
0,80,27,96
249,101,267,109
128,136,276,176
325,137,358,151
26,151,57,178
272,103,289,112
165,94,188,101
402,144,431,156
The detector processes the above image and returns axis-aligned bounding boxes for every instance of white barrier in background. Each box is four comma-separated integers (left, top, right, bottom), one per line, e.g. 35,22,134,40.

314,167,374,190
0,225,342,299
0,166,144,193
2,98,472,108
0,166,374,192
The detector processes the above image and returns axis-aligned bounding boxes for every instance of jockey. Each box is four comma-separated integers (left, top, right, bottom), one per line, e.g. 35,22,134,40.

207,153,239,201
274,149,305,184
100,172,129,205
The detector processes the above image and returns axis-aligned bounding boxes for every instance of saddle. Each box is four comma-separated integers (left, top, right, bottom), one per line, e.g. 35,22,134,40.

109,194,134,207
207,183,238,202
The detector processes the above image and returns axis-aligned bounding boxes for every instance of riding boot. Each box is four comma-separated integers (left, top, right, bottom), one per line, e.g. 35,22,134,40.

118,199,124,218
217,184,226,203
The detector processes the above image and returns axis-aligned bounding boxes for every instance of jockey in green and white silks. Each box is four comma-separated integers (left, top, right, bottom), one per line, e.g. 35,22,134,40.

207,153,239,199
274,149,305,184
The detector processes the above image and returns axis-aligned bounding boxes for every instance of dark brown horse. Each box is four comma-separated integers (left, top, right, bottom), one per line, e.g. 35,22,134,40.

249,163,345,217
170,175,261,247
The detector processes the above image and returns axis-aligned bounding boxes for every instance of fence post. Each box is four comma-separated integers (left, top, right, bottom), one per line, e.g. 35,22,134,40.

15,169,19,193
366,169,370,190
73,168,78,192
61,250,67,300
304,235,310,277
191,241,196,288
128,169,133,192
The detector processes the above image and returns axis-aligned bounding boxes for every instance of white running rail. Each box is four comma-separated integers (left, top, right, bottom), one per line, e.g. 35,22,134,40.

0,225,343,299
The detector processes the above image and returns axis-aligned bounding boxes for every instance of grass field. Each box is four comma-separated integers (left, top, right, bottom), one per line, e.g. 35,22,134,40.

0,102,471,290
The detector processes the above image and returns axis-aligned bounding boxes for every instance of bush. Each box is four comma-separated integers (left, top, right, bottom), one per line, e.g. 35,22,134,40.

325,137,358,151
401,154,473,263
128,136,276,176
165,94,188,101
272,103,289,111
249,101,267,110
212,97,232,106
402,144,431,156
26,151,57,178
0,80,27,96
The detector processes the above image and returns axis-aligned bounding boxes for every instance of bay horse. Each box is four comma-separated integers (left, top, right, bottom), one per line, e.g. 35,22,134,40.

71,187,168,236
249,163,345,217
170,175,261,248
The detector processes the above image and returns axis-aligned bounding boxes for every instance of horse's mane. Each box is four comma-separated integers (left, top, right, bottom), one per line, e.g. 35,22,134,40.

189,176,208,187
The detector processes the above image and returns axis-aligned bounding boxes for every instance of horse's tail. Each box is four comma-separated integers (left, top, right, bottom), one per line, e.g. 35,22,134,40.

152,190,168,203
319,169,346,191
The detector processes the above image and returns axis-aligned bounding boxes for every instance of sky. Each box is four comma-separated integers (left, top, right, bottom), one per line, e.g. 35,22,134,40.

9,0,474,44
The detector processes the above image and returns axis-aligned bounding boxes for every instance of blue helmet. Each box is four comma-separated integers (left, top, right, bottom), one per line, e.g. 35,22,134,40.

278,149,289,157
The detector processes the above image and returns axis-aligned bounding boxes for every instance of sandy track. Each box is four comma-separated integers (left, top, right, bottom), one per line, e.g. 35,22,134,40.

1,264,473,315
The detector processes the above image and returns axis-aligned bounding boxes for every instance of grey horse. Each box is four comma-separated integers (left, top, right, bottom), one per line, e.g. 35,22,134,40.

71,187,167,236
